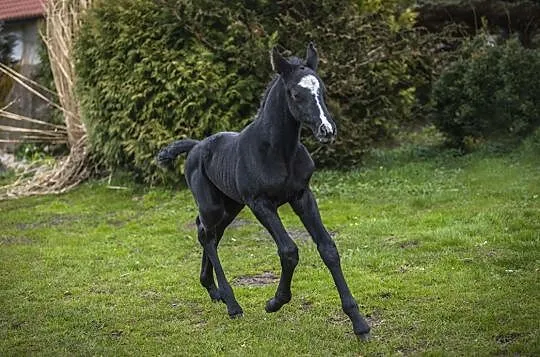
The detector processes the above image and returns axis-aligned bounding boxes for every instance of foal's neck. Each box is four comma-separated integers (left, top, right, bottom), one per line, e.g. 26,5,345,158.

255,78,301,159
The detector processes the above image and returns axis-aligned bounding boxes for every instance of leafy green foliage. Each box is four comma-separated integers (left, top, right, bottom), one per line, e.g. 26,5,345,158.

76,0,426,182
268,0,421,167
76,0,274,182
431,37,540,148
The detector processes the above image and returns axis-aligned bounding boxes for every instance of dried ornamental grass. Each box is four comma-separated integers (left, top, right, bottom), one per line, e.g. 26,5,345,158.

0,0,92,199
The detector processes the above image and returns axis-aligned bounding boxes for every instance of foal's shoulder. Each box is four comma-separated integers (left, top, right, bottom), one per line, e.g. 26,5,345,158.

295,144,315,172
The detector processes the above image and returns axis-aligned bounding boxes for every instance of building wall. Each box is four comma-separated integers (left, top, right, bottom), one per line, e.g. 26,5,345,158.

6,19,42,65
0,18,51,152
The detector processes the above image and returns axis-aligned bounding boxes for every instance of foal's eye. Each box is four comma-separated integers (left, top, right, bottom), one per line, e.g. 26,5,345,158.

289,89,300,101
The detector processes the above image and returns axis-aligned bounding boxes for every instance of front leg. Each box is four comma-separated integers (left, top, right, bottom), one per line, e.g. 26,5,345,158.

248,199,299,313
290,189,370,339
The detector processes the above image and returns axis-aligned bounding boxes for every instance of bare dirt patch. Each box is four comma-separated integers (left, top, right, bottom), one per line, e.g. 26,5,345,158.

259,228,336,243
496,332,521,345
184,217,252,230
327,312,349,326
383,236,419,249
232,271,279,286
399,240,419,249
287,229,311,242
15,214,84,230
300,299,314,311
0,236,34,245
366,309,385,328
228,218,252,229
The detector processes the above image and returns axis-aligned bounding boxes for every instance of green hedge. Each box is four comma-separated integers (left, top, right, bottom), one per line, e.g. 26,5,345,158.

76,0,422,183
431,37,540,148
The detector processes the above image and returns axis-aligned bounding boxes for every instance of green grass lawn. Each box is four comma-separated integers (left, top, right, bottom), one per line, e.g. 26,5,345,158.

1,139,539,356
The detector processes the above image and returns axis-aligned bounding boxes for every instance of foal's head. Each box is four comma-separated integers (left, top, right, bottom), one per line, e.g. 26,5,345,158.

271,43,336,144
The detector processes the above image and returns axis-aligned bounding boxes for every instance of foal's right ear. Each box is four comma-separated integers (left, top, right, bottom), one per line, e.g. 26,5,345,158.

305,42,318,71
270,47,292,76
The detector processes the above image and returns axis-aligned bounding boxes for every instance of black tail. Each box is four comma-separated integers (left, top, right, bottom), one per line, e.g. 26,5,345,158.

156,139,199,168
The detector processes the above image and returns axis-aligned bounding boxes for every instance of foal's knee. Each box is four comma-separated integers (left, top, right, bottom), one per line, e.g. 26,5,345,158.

279,245,299,268
318,241,340,267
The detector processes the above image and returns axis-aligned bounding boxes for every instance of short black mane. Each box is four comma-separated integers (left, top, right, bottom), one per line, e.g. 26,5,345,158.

255,75,279,120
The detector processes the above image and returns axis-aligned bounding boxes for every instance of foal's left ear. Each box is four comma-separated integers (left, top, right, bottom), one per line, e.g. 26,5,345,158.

305,42,318,71
270,47,293,76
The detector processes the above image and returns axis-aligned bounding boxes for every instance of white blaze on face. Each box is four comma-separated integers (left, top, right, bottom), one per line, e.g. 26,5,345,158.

297,75,333,133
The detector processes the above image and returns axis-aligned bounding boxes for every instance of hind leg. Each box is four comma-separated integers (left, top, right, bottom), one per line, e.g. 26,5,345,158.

199,217,243,317
197,200,243,303
197,217,221,302
189,170,243,317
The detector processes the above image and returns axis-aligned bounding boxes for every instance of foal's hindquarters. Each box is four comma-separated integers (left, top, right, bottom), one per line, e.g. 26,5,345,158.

185,145,246,318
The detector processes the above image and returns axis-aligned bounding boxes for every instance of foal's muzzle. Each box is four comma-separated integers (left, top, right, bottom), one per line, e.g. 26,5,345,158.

316,123,336,144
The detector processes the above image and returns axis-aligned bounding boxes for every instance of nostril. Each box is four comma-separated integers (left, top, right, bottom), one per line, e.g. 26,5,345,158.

317,123,336,140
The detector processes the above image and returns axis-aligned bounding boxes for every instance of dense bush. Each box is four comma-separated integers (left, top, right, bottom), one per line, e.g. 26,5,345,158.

264,0,422,167
76,0,424,183
431,37,540,147
76,0,272,182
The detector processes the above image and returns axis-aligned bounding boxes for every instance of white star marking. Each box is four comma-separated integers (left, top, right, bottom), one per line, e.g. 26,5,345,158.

297,75,333,133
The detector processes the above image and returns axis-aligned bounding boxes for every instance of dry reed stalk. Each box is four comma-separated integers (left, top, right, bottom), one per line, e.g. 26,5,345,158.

0,109,67,131
42,0,91,146
1,136,89,198
0,66,68,143
0,63,57,97
0,0,93,200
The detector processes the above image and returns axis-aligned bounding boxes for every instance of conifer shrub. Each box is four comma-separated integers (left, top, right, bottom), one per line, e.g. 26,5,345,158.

76,0,423,182
431,37,540,148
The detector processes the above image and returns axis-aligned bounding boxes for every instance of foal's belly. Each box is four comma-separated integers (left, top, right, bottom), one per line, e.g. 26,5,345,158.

236,149,314,205
201,133,315,206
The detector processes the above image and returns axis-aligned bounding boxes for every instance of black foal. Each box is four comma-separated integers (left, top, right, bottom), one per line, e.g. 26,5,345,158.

158,43,370,339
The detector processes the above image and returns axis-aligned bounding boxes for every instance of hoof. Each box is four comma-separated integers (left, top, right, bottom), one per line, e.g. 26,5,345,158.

229,311,244,319
356,332,371,342
265,294,291,313
228,305,244,319
265,298,284,313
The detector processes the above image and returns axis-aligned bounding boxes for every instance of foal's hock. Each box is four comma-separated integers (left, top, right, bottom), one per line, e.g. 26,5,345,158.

158,43,370,339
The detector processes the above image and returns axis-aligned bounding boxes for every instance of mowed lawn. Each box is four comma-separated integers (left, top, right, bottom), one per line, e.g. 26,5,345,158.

1,141,539,356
